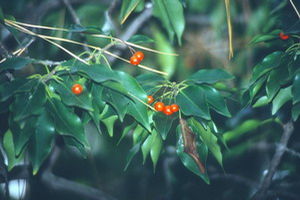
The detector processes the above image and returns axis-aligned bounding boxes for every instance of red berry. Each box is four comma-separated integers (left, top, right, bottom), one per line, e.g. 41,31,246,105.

279,32,289,40
163,105,173,115
170,104,179,112
72,84,83,95
130,56,140,65
154,102,165,112
147,95,154,104
134,51,144,61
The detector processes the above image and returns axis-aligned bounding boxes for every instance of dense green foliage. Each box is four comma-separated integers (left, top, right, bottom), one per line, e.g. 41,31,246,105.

0,0,300,200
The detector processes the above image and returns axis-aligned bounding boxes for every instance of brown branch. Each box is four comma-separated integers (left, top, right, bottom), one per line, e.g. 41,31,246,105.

251,121,294,200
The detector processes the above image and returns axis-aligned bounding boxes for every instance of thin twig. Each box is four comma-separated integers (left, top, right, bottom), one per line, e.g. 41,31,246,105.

251,121,294,200
289,0,300,19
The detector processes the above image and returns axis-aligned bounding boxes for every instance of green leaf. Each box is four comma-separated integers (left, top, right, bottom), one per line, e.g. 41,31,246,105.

102,88,129,122
28,110,55,174
133,125,148,145
141,134,153,163
266,66,289,101
136,73,166,93
272,86,292,115
187,69,234,84
223,119,262,142
250,34,278,44
64,137,88,158
0,78,38,102
118,122,137,145
91,83,106,110
128,34,154,44
200,85,231,117
3,129,24,171
101,115,118,137
253,96,269,108
153,113,175,140
69,63,118,83
119,0,142,24
249,75,267,101
46,98,89,148
292,102,300,121
292,72,300,104
176,125,209,183
116,71,147,100
176,85,210,120
11,116,37,156
252,51,283,82
11,83,47,121
153,0,185,44
153,27,177,78
0,57,33,73
150,130,163,170
51,78,93,111
124,143,141,171
188,118,223,167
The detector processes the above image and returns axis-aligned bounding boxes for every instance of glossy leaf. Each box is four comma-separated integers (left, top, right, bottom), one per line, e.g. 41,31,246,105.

102,88,129,121
11,116,37,156
292,72,300,104
153,113,175,140
292,102,300,121
101,115,118,137
11,83,46,121
28,110,55,174
133,125,148,145
141,134,153,163
176,86,210,120
253,96,269,108
64,137,88,158
266,66,289,101
150,130,163,170
201,85,231,117
0,78,38,102
118,122,137,145
272,86,292,115
152,0,185,44
128,34,154,44
188,118,223,167
251,51,283,82
124,143,141,171
3,129,23,171
46,99,89,148
0,57,33,73
187,69,234,84
69,64,118,83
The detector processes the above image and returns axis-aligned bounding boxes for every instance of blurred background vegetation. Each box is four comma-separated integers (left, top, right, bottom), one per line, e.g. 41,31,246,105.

1,0,300,199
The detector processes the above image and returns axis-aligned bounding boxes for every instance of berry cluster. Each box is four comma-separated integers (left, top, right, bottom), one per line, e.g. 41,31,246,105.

130,51,144,65
147,95,179,116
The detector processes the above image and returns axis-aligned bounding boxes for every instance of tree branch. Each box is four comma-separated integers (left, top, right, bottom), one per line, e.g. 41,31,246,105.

251,121,294,200
108,3,153,63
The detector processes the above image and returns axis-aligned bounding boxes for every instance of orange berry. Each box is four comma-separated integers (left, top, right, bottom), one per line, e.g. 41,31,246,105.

279,32,289,40
163,105,173,115
134,51,144,61
147,95,154,104
171,104,179,112
71,84,83,95
130,56,140,65
154,102,165,112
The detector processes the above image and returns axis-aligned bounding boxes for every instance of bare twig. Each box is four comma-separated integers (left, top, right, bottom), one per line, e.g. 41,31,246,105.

108,2,153,63
251,121,294,200
289,0,300,19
